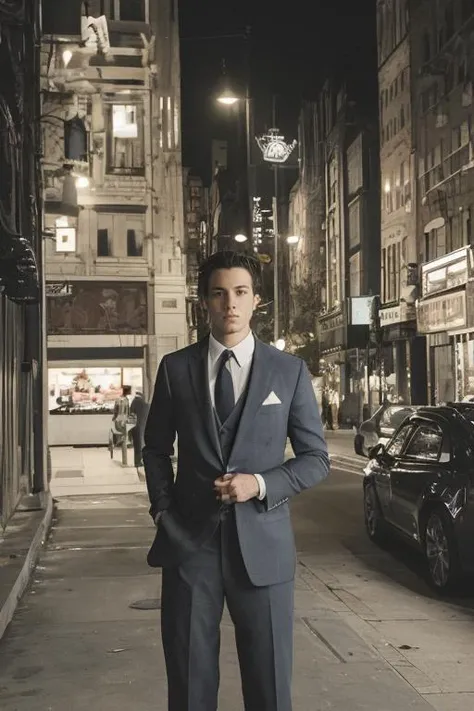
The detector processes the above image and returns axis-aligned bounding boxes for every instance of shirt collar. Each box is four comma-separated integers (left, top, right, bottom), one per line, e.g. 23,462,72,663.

209,331,255,367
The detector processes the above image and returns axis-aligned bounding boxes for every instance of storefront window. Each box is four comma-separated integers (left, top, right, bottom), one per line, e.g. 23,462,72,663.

48,366,143,414
433,345,454,404
461,335,474,400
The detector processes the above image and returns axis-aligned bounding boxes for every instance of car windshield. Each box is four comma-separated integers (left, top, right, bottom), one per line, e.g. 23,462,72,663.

380,406,416,430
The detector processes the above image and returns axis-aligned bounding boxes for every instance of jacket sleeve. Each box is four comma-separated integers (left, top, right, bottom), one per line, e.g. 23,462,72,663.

259,359,330,511
143,356,176,520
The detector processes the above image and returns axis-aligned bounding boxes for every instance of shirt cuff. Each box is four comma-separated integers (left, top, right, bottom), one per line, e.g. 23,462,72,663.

254,473,266,501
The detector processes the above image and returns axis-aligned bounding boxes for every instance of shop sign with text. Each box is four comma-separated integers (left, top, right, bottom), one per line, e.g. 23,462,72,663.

416,290,466,334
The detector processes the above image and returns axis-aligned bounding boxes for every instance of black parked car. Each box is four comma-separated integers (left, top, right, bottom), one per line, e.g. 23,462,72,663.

363,404,474,592
354,403,418,457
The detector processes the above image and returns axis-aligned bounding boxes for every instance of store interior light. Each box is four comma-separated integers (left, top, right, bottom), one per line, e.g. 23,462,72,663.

76,176,89,189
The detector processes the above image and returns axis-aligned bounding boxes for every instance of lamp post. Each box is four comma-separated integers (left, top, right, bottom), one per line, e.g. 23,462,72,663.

216,83,252,246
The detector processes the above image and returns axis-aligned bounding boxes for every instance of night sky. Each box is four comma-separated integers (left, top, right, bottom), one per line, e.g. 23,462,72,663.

179,0,377,183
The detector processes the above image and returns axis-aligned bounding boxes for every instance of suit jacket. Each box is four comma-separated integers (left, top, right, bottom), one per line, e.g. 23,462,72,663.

143,335,330,587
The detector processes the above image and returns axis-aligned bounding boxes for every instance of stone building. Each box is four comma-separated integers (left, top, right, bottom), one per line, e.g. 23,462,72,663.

376,0,427,404
41,0,186,446
411,0,474,403
0,0,44,525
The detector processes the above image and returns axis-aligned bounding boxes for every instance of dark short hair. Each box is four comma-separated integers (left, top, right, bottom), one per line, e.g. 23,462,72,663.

198,251,262,298
123,385,132,396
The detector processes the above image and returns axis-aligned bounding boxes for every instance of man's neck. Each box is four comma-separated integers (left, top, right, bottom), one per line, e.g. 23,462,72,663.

211,328,251,349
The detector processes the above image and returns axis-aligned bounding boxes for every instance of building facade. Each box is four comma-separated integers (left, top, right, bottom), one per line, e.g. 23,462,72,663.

0,0,44,525
411,0,474,403
183,169,208,342
317,79,381,423
376,0,428,405
41,0,186,446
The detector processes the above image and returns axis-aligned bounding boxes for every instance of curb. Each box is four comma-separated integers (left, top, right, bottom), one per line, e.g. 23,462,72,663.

0,491,54,641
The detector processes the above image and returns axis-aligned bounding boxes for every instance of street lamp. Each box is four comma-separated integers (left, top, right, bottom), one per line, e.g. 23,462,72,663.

216,83,252,245
275,338,286,351
234,233,248,243
217,87,239,106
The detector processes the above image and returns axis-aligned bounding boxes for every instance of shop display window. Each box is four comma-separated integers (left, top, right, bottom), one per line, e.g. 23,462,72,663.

48,366,143,414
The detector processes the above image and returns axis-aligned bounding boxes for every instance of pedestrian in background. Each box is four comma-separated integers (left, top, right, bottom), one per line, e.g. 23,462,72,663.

130,390,149,474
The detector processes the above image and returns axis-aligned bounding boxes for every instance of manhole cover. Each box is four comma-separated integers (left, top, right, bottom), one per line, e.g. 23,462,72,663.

55,469,84,479
129,598,161,610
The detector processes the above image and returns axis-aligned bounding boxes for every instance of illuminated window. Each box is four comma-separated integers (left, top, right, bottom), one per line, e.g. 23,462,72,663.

107,104,144,174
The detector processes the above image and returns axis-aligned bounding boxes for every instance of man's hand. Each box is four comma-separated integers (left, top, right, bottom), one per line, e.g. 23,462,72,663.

214,473,260,503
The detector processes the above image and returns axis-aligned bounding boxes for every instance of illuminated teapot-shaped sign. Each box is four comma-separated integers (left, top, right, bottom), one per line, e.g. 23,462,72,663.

256,128,297,164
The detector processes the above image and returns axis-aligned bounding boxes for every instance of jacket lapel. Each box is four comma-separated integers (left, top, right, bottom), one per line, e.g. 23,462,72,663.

228,339,274,463
188,336,224,467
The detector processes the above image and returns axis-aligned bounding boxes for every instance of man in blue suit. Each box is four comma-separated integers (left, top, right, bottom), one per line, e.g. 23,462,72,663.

144,251,329,711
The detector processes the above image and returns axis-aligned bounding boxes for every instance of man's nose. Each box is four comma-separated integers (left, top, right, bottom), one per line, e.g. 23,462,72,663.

225,293,237,309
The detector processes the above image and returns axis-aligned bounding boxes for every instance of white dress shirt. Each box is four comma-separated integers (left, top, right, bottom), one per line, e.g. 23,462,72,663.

208,331,266,501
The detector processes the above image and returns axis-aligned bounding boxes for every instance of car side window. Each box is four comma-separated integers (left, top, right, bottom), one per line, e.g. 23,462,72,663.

386,423,415,457
403,423,443,462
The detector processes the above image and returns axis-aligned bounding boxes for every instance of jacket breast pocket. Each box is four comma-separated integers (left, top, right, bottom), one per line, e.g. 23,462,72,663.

259,506,290,523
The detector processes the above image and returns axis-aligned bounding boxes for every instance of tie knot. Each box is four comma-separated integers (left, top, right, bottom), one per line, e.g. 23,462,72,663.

221,350,234,364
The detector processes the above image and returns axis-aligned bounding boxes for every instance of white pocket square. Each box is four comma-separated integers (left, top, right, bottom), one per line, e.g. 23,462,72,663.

262,391,282,406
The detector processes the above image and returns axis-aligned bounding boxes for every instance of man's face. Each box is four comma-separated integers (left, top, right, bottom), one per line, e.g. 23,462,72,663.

204,267,259,340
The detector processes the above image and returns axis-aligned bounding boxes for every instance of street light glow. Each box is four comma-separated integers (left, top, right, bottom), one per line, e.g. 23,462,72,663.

217,88,239,105
234,233,248,243
286,235,300,245
76,176,89,189
62,50,73,68
275,338,286,351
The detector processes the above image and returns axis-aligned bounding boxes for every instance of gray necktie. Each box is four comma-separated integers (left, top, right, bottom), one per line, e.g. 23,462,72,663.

215,350,235,424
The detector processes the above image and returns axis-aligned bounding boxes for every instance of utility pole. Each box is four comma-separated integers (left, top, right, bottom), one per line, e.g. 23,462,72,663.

272,96,279,343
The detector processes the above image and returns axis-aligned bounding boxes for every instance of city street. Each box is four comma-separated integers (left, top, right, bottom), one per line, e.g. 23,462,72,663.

1,454,474,710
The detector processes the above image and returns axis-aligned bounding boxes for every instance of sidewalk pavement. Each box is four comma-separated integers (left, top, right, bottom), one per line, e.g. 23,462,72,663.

0,432,363,646
0,493,435,711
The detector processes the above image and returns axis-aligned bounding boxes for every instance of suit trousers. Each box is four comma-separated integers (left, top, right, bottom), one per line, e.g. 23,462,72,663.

161,507,294,711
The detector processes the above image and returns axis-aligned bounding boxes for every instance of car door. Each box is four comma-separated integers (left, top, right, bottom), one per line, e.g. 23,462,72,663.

371,422,416,522
390,419,449,540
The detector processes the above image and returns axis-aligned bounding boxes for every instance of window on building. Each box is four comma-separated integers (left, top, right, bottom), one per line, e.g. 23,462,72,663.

64,116,88,162
349,252,361,297
97,227,110,257
97,212,145,257
106,103,144,174
381,248,387,303
110,0,145,21
347,135,363,195
348,200,361,249
400,105,405,129
127,228,143,257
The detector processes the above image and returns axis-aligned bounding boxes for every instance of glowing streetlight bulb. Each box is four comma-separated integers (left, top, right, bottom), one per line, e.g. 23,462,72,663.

217,88,239,106
234,233,248,243
62,50,73,68
76,176,89,189
275,338,286,351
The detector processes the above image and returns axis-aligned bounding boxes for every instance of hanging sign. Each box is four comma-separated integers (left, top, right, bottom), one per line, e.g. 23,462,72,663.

255,128,297,164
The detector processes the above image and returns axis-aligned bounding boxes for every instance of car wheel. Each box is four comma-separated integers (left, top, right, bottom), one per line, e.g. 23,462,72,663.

424,508,461,593
363,483,385,543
